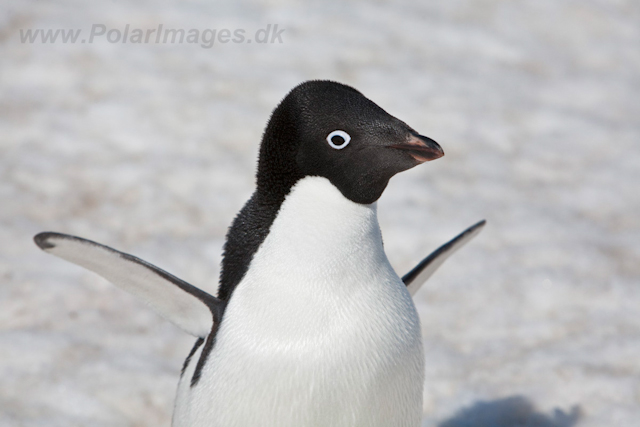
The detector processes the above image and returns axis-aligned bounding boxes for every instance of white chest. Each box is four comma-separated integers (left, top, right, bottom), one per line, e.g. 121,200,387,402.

175,177,424,427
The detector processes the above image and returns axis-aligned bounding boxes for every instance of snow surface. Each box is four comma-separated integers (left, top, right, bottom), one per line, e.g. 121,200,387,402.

1,0,639,426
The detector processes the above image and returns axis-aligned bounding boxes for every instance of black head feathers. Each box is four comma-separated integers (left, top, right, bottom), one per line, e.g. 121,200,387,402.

256,80,443,204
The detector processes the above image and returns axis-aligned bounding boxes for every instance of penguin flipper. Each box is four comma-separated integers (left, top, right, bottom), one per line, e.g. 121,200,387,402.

402,220,486,296
33,232,222,338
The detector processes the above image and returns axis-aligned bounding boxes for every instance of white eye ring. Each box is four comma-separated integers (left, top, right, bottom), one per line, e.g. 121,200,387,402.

326,130,351,150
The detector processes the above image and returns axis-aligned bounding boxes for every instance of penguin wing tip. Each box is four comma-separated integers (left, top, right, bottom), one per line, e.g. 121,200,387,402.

34,232,60,250
468,219,487,235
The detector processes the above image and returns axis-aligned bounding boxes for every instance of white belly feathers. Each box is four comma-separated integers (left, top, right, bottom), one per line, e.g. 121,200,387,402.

174,176,424,427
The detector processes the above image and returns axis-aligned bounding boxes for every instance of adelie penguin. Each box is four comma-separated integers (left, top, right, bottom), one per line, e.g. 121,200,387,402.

34,80,485,427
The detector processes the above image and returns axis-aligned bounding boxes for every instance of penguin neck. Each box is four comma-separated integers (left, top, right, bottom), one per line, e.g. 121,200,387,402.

217,176,387,302
248,176,387,289
271,175,380,248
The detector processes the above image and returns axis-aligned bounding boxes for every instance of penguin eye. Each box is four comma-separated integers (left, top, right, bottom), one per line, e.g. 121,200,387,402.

326,130,351,150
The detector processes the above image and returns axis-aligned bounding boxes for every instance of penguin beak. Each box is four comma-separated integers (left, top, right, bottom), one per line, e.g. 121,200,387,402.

388,134,444,163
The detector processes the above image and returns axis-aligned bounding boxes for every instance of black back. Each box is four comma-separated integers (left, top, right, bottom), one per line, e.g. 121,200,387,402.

217,84,304,301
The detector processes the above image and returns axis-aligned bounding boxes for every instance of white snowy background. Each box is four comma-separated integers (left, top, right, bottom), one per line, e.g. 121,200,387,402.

1,0,639,426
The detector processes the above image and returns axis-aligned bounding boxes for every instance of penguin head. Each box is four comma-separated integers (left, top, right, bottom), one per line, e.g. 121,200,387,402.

257,80,443,204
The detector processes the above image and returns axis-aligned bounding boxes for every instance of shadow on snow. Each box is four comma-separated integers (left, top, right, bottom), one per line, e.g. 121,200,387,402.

437,396,581,427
